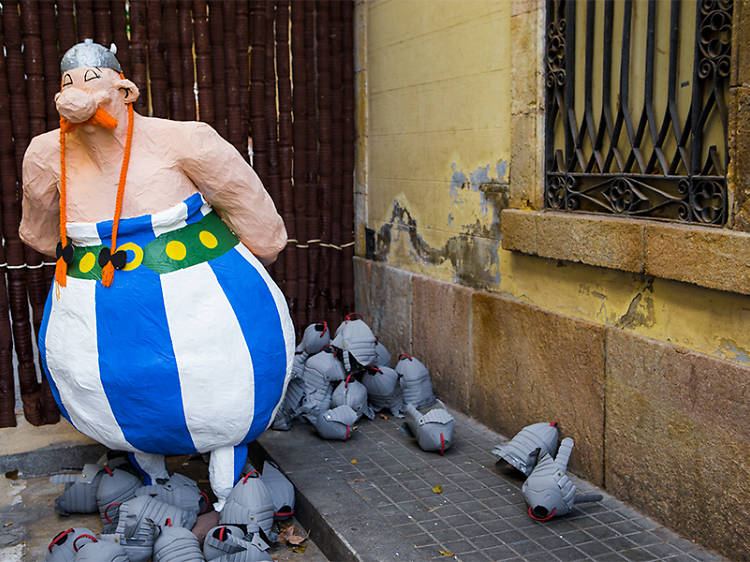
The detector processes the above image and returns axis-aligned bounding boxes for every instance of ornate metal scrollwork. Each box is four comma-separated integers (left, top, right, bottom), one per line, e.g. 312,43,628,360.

546,174,568,209
544,0,731,226
691,178,726,224
697,0,733,79
603,178,648,215
546,18,566,88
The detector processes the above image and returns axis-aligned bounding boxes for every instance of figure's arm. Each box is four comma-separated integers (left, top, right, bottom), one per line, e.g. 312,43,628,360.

20,135,60,257
177,122,287,265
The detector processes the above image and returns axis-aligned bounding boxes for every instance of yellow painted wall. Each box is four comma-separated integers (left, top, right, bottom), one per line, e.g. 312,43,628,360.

365,0,510,246
359,0,750,366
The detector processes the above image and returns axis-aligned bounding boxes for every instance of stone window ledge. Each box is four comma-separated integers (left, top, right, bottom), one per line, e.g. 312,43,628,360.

501,209,750,296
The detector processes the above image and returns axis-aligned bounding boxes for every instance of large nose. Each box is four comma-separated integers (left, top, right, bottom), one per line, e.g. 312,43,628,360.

56,87,97,123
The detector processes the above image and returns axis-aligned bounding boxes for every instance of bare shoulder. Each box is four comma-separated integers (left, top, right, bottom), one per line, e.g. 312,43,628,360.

140,116,219,157
24,129,60,164
142,116,216,138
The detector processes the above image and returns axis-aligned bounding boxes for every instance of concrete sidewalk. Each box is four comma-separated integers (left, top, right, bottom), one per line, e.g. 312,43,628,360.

255,409,728,562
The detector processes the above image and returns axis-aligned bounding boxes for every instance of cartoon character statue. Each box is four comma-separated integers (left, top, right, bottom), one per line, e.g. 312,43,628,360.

19,40,295,510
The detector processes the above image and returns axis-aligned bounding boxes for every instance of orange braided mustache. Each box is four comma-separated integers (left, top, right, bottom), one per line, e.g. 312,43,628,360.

60,107,118,134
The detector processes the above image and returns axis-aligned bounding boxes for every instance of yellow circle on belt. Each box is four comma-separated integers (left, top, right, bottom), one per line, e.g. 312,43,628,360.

166,240,187,261
79,252,96,273
199,230,218,249
116,242,143,271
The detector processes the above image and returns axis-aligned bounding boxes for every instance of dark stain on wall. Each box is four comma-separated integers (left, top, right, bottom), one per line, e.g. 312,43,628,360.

616,277,656,329
373,181,510,290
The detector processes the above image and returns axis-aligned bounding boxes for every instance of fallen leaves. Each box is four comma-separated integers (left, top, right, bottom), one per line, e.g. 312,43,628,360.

350,459,358,464
292,544,307,553
378,413,389,420
439,549,454,556
279,524,309,546
352,478,366,482
431,485,443,494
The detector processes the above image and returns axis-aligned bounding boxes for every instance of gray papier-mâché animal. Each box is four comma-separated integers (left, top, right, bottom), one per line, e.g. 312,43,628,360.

361,366,404,417
331,313,378,373
70,533,129,561
299,345,346,423
134,471,207,516
332,375,375,421
257,460,295,520
314,404,359,440
203,525,272,561
50,462,110,516
522,437,603,520
492,421,560,477
273,322,331,430
152,521,205,561
96,466,143,532
45,527,96,562
50,455,133,517
111,494,197,561
395,353,436,410
401,400,455,454
219,471,276,539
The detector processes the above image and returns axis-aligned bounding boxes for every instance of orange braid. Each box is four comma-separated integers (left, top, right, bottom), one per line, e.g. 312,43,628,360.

55,119,69,292
101,101,134,288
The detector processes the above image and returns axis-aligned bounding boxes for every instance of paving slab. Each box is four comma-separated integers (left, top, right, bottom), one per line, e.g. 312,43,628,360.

257,409,729,562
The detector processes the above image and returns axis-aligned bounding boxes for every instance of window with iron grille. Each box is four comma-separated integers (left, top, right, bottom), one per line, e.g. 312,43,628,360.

544,0,732,225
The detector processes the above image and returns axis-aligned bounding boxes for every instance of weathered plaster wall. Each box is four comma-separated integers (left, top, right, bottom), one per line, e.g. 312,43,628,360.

357,0,750,367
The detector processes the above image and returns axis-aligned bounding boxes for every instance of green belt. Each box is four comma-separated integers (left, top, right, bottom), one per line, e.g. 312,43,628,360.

67,211,239,280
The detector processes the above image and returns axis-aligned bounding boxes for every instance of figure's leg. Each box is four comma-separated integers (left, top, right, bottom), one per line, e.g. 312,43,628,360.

208,444,249,512
128,452,169,485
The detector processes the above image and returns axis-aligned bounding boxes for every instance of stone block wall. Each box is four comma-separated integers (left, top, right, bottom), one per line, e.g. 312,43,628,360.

355,257,750,558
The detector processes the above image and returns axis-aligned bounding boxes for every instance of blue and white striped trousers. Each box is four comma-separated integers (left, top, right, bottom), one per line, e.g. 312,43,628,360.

38,192,295,458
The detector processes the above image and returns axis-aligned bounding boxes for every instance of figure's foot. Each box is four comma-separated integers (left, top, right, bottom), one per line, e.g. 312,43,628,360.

208,444,248,512
128,451,169,485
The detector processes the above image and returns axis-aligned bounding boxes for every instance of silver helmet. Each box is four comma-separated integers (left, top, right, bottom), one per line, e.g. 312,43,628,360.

61,39,121,74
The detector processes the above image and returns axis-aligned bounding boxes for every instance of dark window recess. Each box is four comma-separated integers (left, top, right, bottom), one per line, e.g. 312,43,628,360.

544,0,732,225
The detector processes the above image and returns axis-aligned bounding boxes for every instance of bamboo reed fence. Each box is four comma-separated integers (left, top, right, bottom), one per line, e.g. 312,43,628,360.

0,0,355,427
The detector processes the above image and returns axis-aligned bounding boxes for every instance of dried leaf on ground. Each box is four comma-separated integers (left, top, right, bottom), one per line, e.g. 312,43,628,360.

439,549,454,556
279,524,309,546
353,478,366,482
431,485,443,494
292,545,307,553
378,413,389,420
350,459,358,464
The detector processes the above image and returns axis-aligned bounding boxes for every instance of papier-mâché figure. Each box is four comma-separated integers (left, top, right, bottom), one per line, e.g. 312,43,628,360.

20,40,294,510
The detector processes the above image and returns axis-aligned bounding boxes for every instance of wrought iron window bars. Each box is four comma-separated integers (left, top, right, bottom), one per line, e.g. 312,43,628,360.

544,0,732,225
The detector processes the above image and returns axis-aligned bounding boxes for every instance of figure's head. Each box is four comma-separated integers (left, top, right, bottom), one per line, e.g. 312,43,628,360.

55,39,139,128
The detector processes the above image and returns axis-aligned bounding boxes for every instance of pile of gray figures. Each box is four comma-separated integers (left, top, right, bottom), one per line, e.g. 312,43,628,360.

45,456,296,561
272,313,456,455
